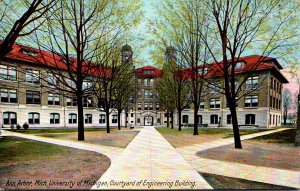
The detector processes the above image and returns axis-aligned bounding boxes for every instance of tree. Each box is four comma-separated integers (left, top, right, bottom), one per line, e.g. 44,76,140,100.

0,0,57,59
282,88,292,125
149,0,212,135
197,0,298,148
156,46,191,131
112,48,135,130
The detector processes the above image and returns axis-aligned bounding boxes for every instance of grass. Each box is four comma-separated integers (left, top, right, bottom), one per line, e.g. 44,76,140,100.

248,128,296,144
156,127,268,148
37,130,139,148
199,172,297,189
0,136,111,189
7,128,108,134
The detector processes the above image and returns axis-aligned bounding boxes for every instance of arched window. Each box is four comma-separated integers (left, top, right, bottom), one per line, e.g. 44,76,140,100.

183,115,189,124
50,113,60,124
227,114,232,124
85,114,92,124
69,113,77,124
99,114,106,124
28,112,40,124
245,114,255,125
210,115,218,124
197,115,202,124
112,115,117,123
3,112,17,124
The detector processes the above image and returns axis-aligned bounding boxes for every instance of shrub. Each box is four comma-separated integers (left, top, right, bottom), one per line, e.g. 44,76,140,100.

10,124,15,129
23,122,29,130
16,124,21,130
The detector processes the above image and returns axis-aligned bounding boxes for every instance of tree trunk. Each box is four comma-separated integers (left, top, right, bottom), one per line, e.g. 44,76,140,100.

77,93,84,141
178,110,182,131
230,105,242,149
193,103,199,135
117,110,121,130
283,108,287,125
295,94,300,146
106,110,110,133
167,111,170,128
171,111,174,129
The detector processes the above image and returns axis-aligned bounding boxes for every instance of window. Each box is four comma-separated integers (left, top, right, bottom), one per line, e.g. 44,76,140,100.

83,80,93,90
25,69,40,84
210,115,218,124
138,90,141,98
0,89,17,103
137,118,140,123
20,48,38,56
197,115,202,124
246,76,258,90
149,103,153,110
66,79,76,88
83,97,93,108
138,79,141,85
150,79,154,86
227,114,232,124
143,70,154,74
99,114,105,124
270,78,273,89
209,82,220,93
198,67,208,75
0,65,17,81
28,112,40,124
26,91,41,104
149,91,153,98
66,97,77,106
50,113,60,124
156,103,159,110
131,113,134,117
210,99,220,108
245,114,255,125
112,115,117,123
144,90,148,98
85,114,92,124
47,73,59,86
69,113,77,124
3,112,17,125
270,96,273,108
145,103,148,110
183,115,189,124
236,62,244,69
48,94,60,105
144,79,148,86
200,101,205,109
138,103,141,110
244,95,258,107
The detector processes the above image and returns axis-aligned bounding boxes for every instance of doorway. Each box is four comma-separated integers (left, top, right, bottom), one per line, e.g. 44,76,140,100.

144,116,153,126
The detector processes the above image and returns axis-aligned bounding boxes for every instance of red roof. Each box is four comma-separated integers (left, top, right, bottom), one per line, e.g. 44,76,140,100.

135,65,163,78
182,55,288,83
1,42,111,77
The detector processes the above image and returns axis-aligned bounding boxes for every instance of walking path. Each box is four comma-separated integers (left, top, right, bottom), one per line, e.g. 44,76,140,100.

177,128,300,188
1,130,122,159
91,126,212,189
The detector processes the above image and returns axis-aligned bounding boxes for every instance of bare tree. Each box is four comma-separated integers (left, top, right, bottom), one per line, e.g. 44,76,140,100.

197,0,298,148
0,0,57,59
282,88,292,125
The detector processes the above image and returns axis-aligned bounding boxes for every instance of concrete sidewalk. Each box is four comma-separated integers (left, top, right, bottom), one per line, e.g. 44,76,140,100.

177,128,300,188
2,130,123,159
92,126,212,189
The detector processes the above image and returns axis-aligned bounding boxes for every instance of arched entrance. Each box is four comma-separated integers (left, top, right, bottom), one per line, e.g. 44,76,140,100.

144,116,153,126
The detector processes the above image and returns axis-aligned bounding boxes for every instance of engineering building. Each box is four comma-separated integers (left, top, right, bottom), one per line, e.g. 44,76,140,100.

0,43,288,128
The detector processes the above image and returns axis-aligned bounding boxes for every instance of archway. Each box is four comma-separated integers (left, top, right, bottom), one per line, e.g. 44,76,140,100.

144,116,153,126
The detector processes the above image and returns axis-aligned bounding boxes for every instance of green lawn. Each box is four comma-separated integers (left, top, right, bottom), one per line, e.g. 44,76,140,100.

156,127,269,148
156,127,267,137
0,136,111,189
199,172,297,190
248,128,296,144
7,128,107,134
